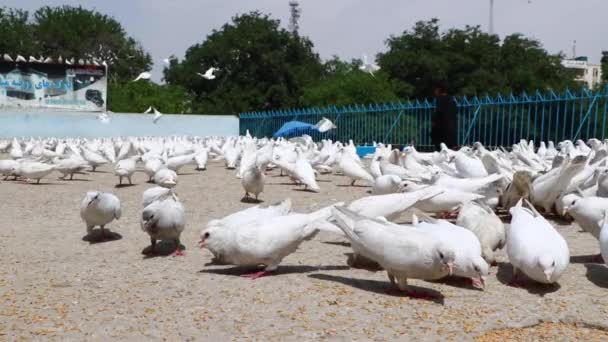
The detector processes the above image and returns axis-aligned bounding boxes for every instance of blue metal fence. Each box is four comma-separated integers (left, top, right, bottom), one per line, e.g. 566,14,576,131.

239,87,608,148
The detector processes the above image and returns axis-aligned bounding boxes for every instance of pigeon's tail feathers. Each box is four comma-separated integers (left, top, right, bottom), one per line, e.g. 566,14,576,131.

523,199,541,217
307,202,345,222
419,187,445,201
411,213,419,225
412,211,437,224
306,219,344,238
330,207,361,244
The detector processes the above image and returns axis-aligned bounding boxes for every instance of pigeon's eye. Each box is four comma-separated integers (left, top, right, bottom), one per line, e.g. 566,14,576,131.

474,266,480,272
204,232,210,239
439,252,444,259
404,184,408,187
551,261,555,267
572,200,577,206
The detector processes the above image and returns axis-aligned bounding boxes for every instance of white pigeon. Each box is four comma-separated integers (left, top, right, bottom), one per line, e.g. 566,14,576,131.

144,106,154,114
80,191,121,238
114,157,137,185
330,206,455,296
599,211,608,265
431,172,503,194
165,154,194,173
241,163,265,201
153,168,178,188
199,203,342,279
369,155,382,179
133,71,152,82
454,149,488,178
3,54,13,62
273,148,320,192
153,108,163,123
456,201,506,265
16,55,27,63
198,67,218,80
12,161,56,184
412,213,489,289
163,58,171,66
141,195,186,256
337,148,374,186
97,112,110,124
347,187,443,221
142,186,176,208
371,175,404,195
53,156,89,180
565,196,608,239
314,117,337,133
507,200,569,284
401,182,484,215
194,149,209,170
144,158,164,182
82,148,108,172
0,159,19,179
206,198,292,230
359,55,380,75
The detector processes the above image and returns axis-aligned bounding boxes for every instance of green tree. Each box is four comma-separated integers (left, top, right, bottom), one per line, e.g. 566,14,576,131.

32,5,152,82
0,7,36,57
163,11,323,114
301,56,400,106
378,19,576,98
108,82,193,114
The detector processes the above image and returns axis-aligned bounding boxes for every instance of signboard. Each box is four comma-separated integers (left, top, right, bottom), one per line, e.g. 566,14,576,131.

0,61,107,112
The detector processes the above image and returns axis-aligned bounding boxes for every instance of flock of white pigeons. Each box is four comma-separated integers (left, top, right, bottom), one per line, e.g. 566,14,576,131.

2,133,608,297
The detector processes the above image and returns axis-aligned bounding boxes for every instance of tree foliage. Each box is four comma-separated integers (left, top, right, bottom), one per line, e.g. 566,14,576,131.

163,12,323,113
108,82,192,114
378,19,577,99
0,6,586,114
301,57,400,107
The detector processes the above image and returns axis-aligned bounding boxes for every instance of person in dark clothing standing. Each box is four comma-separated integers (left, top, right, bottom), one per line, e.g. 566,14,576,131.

431,82,458,151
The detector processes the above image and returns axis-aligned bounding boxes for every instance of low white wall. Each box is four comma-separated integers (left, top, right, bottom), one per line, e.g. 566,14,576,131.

0,111,239,138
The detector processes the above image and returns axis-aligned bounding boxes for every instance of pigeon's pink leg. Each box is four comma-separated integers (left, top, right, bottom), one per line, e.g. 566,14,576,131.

240,271,272,280
508,267,522,287
171,247,185,257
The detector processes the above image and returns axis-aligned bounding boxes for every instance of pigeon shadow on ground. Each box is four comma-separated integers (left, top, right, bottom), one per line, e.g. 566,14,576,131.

571,254,603,264
336,184,371,188
176,172,198,176
293,188,320,193
60,178,92,182
495,262,561,296
142,241,186,259
344,253,383,272
322,241,351,248
195,167,207,171
199,265,350,277
204,257,232,266
308,273,445,304
427,276,482,291
82,229,122,244
22,182,63,186
240,197,263,204
114,183,137,189
584,263,608,288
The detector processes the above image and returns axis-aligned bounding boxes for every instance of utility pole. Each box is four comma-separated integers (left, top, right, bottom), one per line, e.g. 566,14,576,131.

288,1,301,35
489,0,495,35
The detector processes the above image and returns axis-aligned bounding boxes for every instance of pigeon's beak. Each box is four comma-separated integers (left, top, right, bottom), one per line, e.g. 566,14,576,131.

472,276,486,289
445,261,454,276
544,270,552,282
562,207,569,216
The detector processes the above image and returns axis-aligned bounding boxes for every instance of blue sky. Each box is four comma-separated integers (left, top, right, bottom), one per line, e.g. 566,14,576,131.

6,0,607,81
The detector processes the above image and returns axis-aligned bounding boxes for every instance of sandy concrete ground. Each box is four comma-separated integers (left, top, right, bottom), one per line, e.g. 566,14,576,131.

1,156,608,341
